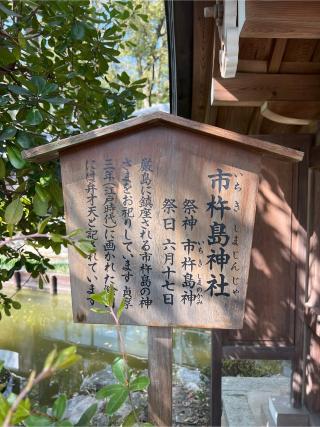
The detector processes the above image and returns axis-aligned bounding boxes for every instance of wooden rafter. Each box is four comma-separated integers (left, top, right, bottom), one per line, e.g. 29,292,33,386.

213,73,320,103
241,1,320,39
268,39,287,73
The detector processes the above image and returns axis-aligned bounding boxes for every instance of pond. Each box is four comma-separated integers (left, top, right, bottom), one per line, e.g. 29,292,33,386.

0,286,211,404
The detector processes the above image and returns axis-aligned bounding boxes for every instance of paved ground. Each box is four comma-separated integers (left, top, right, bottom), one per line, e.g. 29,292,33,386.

222,376,291,427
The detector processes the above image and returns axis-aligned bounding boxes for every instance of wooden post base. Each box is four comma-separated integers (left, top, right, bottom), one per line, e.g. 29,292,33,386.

148,326,173,426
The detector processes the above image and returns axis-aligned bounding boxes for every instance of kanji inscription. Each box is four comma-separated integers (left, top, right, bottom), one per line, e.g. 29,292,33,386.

61,126,261,328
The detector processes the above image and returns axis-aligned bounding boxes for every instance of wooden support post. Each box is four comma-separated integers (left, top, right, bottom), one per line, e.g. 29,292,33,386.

211,330,223,426
14,271,21,290
291,142,310,408
148,326,173,426
51,275,58,295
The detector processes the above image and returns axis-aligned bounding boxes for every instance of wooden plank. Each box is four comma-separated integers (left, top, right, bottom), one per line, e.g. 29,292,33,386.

148,327,172,426
268,39,287,73
291,142,310,408
304,169,320,412
305,305,320,338
248,108,263,134
241,1,320,39
213,100,262,107
263,102,320,122
309,145,320,168
253,134,314,147
166,0,193,118
214,73,320,103
304,332,320,412
283,40,318,63
239,38,272,61
227,149,297,344
211,330,223,427
237,59,268,73
61,125,263,329
261,102,311,126
223,345,295,360
280,61,320,74
191,0,214,123
23,112,304,163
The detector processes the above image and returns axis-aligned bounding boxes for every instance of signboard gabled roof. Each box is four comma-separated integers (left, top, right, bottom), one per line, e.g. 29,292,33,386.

22,111,303,163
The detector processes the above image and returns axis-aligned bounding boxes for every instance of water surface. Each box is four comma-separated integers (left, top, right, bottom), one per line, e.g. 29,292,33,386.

0,287,210,403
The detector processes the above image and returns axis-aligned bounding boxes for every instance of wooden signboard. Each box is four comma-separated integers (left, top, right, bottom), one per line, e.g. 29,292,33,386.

23,112,303,330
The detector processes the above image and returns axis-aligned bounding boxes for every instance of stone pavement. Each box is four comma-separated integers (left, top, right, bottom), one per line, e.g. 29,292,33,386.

222,376,291,427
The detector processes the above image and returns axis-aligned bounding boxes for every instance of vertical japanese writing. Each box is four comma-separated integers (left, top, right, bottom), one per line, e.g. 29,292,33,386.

161,199,177,305
85,160,98,306
103,158,117,291
205,168,232,297
231,172,243,295
180,199,203,306
139,158,153,309
121,158,134,309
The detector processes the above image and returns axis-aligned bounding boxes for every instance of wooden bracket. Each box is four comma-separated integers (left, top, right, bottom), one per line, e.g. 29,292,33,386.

204,0,245,79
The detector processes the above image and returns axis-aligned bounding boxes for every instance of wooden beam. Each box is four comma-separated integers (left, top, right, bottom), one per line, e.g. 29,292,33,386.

291,142,310,408
148,327,172,426
305,304,320,338
265,102,320,121
191,0,214,123
214,73,320,103
211,330,223,427
23,111,304,163
261,102,312,126
309,145,320,168
238,59,267,73
223,345,295,360
241,1,320,39
248,108,263,134
280,62,320,74
253,134,314,147
268,39,287,73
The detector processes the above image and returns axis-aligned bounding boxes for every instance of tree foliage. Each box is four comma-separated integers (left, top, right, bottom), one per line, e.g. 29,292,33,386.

110,0,168,108
0,0,148,315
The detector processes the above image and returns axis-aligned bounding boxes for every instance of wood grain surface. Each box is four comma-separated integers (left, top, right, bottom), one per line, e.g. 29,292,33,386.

23,112,303,163
61,125,263,329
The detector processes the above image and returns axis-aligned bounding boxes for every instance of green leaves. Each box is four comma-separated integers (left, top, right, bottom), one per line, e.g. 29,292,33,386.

75,403,97,426
106,387,128,415
71,21,86,40
8,84,31,96
25,415,52,426
73,239,95,256
118,71,130,85
0,158,6,179
5,198,24,225
25,108,43,126
0,47,16,66
52,346,81,371
33,194,48,216
7,145,26,169
90,286,116,308
52,394,67,420
0,0,150,321
112,358,128,384
96,356,150,420
42,97,71,105
117,298,126,319
129,375,150,392
16,131,33,149
11,398,31,425
0,127,17,141
30,76,47,95
97,384,125,399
